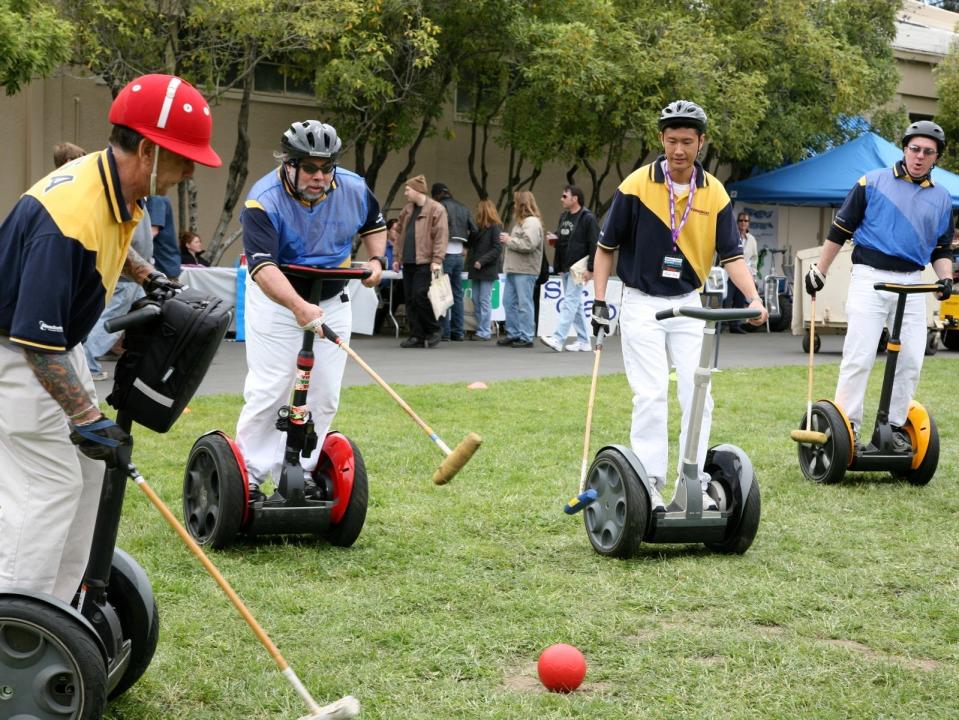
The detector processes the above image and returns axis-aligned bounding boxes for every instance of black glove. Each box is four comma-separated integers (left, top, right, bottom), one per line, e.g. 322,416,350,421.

805,264,825,296
591,300,610,337
143,271,183,298
69,415,133,468
937,277,953,300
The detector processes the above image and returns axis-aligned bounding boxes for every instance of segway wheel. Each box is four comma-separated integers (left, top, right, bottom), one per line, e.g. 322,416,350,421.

704,477,761,555
897,413,939,487
941,328,959,351
105,551,159,699
925,329,939,356
183,434,246,548
796,402,851,484
323,437,369,548
582,448,648,558
0,597,107,719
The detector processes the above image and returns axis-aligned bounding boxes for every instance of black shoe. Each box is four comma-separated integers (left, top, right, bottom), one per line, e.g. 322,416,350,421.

249,484,266,503
496,336,518,346
469,334,490,342
891,427,912,453
441,335,451,342
426,332,442,348
401,336,424,348
729,325,748,334
450,334,465,342
510,339,533,348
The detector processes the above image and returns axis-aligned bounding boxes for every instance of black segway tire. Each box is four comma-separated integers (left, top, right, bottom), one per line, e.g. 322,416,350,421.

183,433,246,548
897,414,939,487
705,477,761,555
925,329,939,356
0,596,107,719
106,550,159,699
324,439,369,547
768,294,792,332
797,402,851,484
583,448,648,558
941,328,959,351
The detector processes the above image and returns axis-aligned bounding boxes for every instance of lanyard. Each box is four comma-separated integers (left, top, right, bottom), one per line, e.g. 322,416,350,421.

662,159,696,249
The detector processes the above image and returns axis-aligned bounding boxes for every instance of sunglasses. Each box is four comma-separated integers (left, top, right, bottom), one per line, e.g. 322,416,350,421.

905,144,938,158
294,159,336,175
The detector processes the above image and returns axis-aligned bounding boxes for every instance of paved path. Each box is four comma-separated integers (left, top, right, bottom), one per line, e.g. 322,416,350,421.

93,328,857,398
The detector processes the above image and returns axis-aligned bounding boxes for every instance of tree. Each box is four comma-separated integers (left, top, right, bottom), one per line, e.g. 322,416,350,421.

935,38,959,172
0,0,74,94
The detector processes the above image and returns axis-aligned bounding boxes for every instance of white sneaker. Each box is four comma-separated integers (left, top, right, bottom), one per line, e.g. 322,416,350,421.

702,490,718,511
565,340,592,352
91,370,109,381
647,484,666,513
538,335,564,352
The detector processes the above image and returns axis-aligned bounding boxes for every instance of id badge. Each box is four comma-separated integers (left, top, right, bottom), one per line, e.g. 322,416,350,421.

661,254,683,280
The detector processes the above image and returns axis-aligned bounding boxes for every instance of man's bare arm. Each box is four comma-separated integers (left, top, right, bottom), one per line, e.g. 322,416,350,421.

123,246,155,284
23,349,100,424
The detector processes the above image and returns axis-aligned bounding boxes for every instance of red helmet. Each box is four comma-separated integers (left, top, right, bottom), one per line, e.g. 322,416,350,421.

108,74,221,167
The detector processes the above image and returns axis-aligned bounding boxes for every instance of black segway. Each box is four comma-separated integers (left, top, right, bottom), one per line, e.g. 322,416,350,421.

182,266,371,549
0,286,229,719
796,282,940,486
581,306,762,558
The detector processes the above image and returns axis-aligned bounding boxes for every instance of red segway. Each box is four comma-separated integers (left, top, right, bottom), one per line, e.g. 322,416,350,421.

182,266,370,549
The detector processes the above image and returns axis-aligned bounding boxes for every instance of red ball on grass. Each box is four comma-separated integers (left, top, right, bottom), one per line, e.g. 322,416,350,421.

537,643,587,692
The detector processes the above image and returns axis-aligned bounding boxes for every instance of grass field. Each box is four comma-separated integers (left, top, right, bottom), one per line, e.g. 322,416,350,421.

103,356,959,719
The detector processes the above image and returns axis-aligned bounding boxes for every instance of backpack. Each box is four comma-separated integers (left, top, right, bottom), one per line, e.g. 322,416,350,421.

107,288,233,433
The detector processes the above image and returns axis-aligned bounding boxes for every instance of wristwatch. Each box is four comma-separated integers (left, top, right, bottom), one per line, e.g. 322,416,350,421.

369,255,388,269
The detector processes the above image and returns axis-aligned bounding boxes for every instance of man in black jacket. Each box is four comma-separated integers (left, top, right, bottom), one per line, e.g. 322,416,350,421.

432,182,478,341
539,185,599,352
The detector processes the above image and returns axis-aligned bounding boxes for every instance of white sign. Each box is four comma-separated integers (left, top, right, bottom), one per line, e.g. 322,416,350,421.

536,276,623,338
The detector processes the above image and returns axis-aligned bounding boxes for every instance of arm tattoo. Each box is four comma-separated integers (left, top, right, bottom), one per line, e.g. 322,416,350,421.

23,348,96,419
123,246,154,284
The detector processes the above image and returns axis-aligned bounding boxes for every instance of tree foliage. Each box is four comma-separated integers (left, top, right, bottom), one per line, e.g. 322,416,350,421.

935,38,959,172
0,0,74,94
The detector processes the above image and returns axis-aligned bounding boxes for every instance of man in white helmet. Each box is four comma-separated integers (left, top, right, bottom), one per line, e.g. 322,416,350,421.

236,120,387,498
0,74,221,602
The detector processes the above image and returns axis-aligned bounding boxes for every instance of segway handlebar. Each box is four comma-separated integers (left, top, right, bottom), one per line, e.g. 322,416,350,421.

873,282,940,295
279,264,373,281
655,307,761,322
104,302,162,333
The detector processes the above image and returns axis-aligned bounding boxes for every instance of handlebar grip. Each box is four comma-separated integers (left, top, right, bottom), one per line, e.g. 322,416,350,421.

655,307,762,322
103,303,162,333
873,282,940,295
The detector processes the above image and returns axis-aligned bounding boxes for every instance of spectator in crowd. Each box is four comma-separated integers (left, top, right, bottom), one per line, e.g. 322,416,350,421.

52,141,86,168
390,174,449,348
0,73,219,602
466,198,503,341
374,218,406,334
236,119,386,499
497,190,544,348
147,193,180,280
179,229,210,266
432,182,478,341
539,184,599,352
726,211,759,333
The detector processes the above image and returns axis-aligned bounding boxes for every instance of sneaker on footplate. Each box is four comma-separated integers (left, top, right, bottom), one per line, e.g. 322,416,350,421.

248,483,266,503
565,340,592,352
538,335,564,352
702,489,718,511
647,484,666,513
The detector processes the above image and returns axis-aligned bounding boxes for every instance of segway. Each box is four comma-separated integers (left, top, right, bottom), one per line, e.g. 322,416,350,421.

182,265,371,549
796,282,940,486
582,306,762,558
0,293,215,719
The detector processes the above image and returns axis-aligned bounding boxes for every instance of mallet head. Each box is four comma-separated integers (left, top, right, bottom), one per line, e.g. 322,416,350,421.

564,489,598,515
790,429,828,444
299,696,360,720
432,432,482,485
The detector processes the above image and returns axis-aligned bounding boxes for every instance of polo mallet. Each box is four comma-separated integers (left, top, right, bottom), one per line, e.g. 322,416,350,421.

126,464,360,719
564,329,605,514
321,324,481,484
790,293,828,445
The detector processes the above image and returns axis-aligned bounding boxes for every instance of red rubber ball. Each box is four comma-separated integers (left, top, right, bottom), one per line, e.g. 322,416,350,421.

537,643,587,692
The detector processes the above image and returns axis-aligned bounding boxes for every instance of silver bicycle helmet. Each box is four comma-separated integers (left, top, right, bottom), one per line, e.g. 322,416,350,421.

902,120,945,153
658,100,707,132
281,120,342,159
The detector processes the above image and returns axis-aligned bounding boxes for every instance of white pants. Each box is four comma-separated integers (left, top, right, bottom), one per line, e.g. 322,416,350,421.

0,342,105,603
235,278,352,485
619,288,712,483
835,264,926,430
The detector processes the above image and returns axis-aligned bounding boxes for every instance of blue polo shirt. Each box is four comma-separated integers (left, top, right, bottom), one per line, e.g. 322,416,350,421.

0,148,141,351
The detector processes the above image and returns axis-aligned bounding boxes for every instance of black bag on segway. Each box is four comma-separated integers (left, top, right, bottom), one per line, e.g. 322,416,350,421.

107,288,233,433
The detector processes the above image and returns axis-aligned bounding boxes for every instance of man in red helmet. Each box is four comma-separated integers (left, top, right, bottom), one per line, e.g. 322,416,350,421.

0,74,220,602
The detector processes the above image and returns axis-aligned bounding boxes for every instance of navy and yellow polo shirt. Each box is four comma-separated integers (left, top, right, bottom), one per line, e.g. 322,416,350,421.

598,156,741,295
0,148,141,352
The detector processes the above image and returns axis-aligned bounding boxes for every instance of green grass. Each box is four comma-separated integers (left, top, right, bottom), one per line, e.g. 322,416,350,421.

104,357,959,719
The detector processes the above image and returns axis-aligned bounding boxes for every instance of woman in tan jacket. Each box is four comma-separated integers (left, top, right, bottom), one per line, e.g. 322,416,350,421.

497,190,544,347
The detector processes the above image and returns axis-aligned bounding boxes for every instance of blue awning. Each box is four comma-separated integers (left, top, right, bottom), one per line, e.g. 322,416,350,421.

727,132,959,208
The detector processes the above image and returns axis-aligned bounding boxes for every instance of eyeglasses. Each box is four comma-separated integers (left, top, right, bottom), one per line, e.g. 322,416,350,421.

294,159,336,175
738,218,749,223
905,144,938,158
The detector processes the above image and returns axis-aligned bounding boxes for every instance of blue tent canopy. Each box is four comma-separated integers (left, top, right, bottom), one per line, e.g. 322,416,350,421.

726,132,959,208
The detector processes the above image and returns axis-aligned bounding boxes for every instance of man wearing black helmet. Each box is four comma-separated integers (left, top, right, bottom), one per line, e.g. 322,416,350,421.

237,120,387,498
590,100,767,513
803,120,954,450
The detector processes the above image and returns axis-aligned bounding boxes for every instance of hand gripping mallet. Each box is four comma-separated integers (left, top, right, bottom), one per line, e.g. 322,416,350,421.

790,293,828,445
321,324,481,484
563,329,605,514
126,464,360,719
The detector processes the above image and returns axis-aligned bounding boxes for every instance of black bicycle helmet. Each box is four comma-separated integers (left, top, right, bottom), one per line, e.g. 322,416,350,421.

902,120,945,154
281,120,342,160
658,100,707,132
